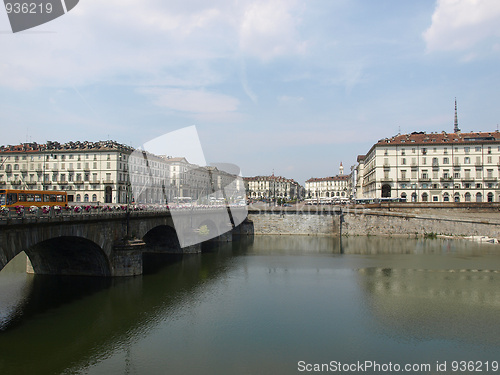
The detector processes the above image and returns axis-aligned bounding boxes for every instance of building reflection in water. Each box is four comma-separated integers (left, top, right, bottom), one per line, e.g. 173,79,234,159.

356,265,500,346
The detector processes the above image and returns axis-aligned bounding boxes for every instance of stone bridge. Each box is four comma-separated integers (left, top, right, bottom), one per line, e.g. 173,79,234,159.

0,208,253,277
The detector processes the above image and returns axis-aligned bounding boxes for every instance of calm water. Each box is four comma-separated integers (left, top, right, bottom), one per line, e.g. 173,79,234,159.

0,236,499,375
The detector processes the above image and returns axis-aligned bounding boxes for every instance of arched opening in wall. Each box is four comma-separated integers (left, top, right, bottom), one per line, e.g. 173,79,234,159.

26,237,111,276
465,192,471,202
443,192,450,202
454,193,460,202
143,225,181,253
381,184,391,198
400,193,407,201
476,192,482,202
411,192,417,202
105,186,112,203
421,192,428,202
488,192,494,202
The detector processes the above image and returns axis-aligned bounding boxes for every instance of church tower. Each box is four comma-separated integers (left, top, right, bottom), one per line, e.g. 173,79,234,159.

339,162,344,176
454,98,460,133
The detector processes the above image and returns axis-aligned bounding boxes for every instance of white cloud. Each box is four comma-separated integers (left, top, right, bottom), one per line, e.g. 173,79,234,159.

423,0,500,52
238,0,306,60
277,95,303,104
0,0,306,91
138,87,241,122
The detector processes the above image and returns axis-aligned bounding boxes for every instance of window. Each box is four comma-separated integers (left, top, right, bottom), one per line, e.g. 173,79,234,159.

402,158,406,165
475,146,481,152
443,157,449,164
464,157,470,164
487,147,491,154
444,147,448,154
401,149,405,155
487,156,492,163
422,158,427,165
464,147,470,153
92,194,97,202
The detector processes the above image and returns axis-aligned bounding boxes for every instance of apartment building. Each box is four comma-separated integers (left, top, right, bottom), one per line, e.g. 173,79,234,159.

357,131,500,202
305,163,351,201
244,174,302,201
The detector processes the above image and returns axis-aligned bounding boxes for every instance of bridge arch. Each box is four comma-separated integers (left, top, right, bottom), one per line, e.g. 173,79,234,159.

25,236,112,276
143,225,182,253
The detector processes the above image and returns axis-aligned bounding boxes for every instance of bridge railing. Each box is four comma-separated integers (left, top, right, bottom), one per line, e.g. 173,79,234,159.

0,203,248,224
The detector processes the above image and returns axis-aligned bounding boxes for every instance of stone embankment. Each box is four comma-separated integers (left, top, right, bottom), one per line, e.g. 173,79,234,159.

247,206,500,240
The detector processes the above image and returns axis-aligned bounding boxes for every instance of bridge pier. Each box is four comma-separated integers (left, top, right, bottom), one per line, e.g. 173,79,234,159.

110,240,145,277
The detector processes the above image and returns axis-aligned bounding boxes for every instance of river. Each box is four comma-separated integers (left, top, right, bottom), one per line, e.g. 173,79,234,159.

0,236,499,374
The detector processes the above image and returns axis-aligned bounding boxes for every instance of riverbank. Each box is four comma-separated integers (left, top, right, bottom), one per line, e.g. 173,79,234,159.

246,207,500,241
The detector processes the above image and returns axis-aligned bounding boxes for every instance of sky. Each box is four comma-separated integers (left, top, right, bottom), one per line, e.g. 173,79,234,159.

1,0,500,184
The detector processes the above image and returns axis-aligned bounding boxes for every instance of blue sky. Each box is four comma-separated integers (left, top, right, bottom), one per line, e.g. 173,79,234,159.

1,0,500,184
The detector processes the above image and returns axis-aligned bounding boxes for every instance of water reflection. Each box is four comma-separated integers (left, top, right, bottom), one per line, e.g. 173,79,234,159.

357,266,500,346
0,236,498,375
0,243,239,375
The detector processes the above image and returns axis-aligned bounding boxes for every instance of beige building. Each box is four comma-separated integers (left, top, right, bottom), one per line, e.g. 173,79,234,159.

0,141,244,205
0,141,133,204
356,130,500,202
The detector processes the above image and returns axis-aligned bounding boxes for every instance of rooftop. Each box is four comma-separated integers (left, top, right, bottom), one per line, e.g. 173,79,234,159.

376,131,500,146
0,140,133,153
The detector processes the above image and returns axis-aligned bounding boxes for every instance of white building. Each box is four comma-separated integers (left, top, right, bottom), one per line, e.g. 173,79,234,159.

305,163,351,202
244,174,302,201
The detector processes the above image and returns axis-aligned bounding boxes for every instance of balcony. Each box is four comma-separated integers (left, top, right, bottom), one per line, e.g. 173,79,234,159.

0,181,5,185
42,181,52,185
440,176,452,181
381,177,393,182
419,177,431,182
26,181,38,185
58,180,68,185
461,176,474,182
399,177,410,182
103,180,114,184
484,176,497,182
74,180,84,185
10,180,22,185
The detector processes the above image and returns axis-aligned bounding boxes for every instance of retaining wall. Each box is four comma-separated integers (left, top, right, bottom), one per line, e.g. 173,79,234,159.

247,210,500,239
